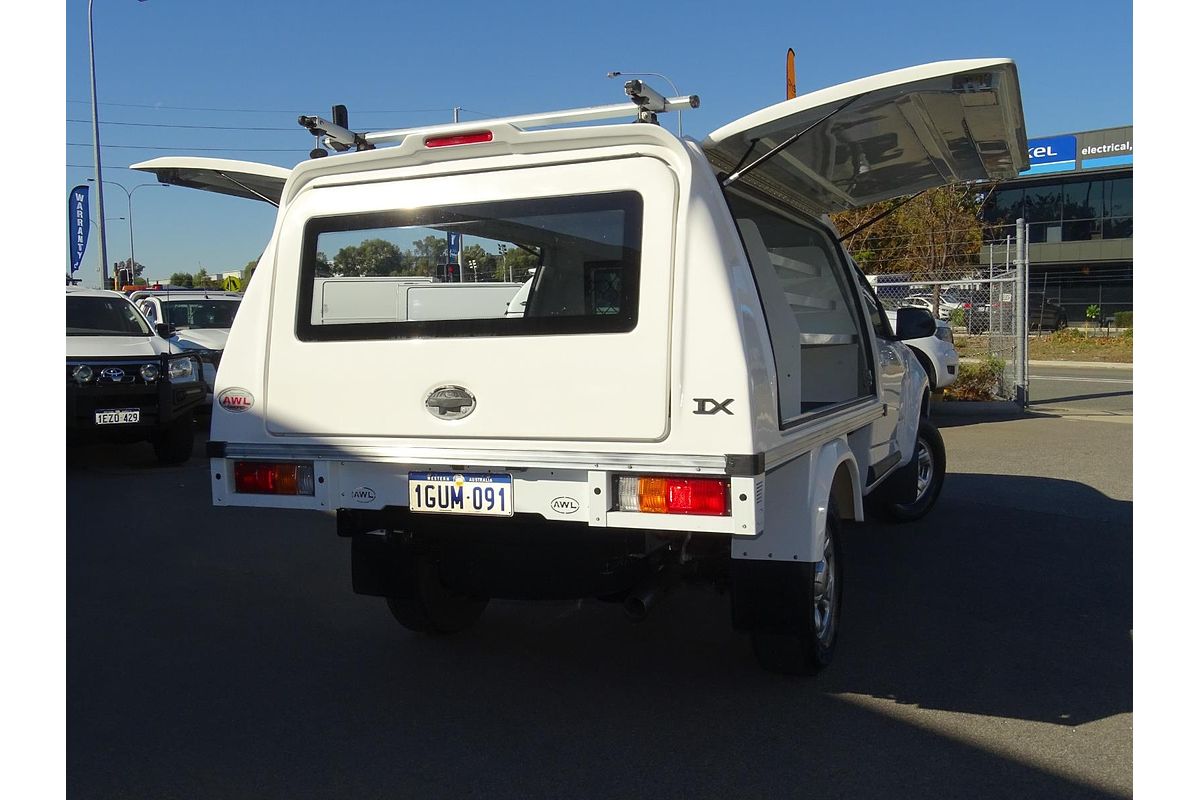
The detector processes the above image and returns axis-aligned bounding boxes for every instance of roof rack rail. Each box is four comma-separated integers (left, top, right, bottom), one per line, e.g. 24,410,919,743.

300,81,700,154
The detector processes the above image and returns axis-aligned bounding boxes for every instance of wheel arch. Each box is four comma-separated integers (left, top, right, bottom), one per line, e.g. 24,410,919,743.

733,436,860,564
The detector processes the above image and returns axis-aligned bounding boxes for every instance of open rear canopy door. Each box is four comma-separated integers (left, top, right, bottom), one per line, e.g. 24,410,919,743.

704,59,1028,215
130,157,291,206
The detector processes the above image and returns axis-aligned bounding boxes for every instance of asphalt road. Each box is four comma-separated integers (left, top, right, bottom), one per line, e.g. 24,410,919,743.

67,410,1132,799
1028,362,1133,416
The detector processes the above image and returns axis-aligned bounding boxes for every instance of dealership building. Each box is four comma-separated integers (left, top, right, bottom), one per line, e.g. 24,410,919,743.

980,125,1132,324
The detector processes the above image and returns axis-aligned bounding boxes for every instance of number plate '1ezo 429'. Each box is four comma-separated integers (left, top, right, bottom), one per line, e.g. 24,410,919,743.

409,472,514,517
95,409,140,425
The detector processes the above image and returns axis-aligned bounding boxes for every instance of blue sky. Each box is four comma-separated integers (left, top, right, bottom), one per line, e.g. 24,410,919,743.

64,0,1132,284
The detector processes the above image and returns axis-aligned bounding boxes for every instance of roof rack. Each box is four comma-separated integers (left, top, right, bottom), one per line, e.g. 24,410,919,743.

299,80,700,155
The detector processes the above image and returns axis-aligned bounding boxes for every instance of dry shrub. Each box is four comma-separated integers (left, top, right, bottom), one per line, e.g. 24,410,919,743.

944,356,1006,401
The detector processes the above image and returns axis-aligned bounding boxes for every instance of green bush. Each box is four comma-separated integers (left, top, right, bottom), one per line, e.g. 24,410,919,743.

944,356,1006,401
1113,310,1132,328
948,308,966,327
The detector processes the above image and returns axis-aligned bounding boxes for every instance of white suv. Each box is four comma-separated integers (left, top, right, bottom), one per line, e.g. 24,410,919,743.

66,287,206,463
131,290,241,402
886,310,958,389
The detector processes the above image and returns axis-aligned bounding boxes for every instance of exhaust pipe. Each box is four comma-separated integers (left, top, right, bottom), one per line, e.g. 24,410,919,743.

623,568,676,622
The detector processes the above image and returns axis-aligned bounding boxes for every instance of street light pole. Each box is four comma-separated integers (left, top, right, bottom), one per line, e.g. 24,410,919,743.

606,70,683,137
88,0,110,289
89,179,169,287
87,1,151,289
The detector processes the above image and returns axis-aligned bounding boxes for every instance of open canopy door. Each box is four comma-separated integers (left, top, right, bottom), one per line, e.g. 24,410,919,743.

130,157,291,206
704,59,1028,215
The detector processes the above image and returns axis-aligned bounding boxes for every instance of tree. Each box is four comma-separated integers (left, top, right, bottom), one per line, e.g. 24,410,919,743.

830,184,986,280
499,246,540,282
169,272,194,288
332,238,404,277
193,268,220,289
410,235,447,277
242,258,258,289
112,258,146,283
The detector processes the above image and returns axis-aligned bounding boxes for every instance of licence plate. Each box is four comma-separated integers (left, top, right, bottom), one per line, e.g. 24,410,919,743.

409,472,514,517
95,409,140,425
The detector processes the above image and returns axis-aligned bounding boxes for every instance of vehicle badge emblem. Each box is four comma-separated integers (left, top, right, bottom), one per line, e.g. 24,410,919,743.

217,387,255,413
100,367,125,382
425,386,476,420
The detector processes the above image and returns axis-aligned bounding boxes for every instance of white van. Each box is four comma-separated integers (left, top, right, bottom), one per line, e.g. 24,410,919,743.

135,59,1027,673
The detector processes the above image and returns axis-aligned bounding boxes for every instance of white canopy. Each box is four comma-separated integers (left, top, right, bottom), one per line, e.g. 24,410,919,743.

130,157,291,205
704,59,1028,215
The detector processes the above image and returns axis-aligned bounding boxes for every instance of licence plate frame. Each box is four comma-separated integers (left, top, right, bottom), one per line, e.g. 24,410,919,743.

409,472,514,517
94,409,141,425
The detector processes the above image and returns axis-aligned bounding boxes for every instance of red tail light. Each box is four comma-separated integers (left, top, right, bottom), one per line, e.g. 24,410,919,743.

616,476,729,516
233,461,315,495
424,131,493,148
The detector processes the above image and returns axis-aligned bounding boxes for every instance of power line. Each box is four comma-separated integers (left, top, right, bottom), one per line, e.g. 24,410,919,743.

68,142,301,152
67,118,295,131
66,98,457,115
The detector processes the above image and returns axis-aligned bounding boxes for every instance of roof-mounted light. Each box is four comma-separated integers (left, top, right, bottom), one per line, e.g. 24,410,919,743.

424,131,493,148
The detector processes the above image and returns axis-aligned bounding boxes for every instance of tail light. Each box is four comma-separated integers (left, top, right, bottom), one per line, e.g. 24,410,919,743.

615,476,729,516
233,461,315,496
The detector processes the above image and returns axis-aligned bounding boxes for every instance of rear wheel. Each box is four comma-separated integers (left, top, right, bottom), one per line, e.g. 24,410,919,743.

386,555,488,635
1056,312,1069,331
876,418,946,522
745,502,843,676
152,414,194,465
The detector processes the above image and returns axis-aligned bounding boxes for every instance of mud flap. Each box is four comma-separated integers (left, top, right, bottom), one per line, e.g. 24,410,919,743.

870,451,919,506
730,559,808,633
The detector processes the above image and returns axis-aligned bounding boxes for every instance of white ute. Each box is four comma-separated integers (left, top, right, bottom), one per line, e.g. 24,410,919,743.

136,59,1027,674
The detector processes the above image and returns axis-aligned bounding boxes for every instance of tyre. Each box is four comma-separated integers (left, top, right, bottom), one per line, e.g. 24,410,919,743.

875,418,946,522
1056,313,1069,331
386,555,488,635
152,414,194,465
744,501,843,676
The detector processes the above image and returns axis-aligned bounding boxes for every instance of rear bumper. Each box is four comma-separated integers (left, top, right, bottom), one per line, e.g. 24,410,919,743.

210,452,763,536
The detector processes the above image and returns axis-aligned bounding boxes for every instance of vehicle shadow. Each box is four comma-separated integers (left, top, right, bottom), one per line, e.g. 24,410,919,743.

1031,389,1133,405
931,408,1062,428
68,462,1131,799
830,473,1131,726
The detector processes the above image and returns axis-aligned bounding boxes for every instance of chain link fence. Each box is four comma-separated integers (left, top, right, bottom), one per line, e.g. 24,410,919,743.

863,220,1030,403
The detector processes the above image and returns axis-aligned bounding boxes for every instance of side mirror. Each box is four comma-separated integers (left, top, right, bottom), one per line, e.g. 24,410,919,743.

155,322,176,338
895,307,936,340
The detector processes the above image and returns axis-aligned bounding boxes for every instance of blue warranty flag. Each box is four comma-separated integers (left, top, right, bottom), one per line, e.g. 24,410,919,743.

69,185,90,274
447,231,461,261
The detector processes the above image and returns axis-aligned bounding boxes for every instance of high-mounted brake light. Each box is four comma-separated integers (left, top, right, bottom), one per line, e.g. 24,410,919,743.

615,476,729,516
233,461,315,496
424,131,493,148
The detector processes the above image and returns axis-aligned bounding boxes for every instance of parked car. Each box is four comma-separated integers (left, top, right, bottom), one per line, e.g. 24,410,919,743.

889,311,957,389
860,279,958,389
66,287,206,463
130,290,242,402
901,292,969,321
1028,294,1070,331
134,57,1027,674
964,293,1068,334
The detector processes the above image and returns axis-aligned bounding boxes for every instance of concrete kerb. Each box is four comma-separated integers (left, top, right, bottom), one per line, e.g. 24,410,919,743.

960,357,1133,370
